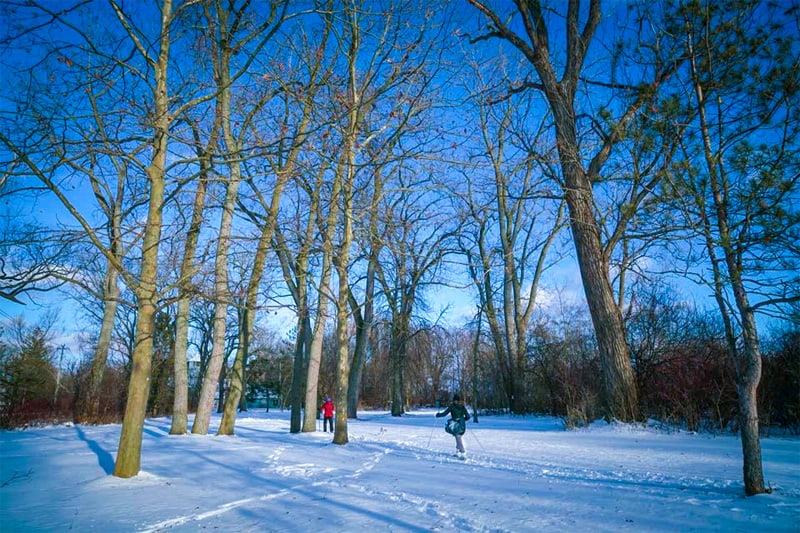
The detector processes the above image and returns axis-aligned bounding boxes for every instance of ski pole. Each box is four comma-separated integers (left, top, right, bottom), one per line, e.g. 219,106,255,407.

426,413,439,449
469,426,486,452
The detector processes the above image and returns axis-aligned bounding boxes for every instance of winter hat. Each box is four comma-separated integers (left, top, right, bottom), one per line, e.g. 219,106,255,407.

453,393,461,402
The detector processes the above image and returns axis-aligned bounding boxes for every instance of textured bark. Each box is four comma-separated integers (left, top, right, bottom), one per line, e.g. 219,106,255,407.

170,139,209,435
217,310,249,436
80,265,119,421
302,251,332,432
389,313,410,417
332,149,355,444
169,294,191,434
736,310,765,496
346,257,375,419
566,189,638,420
466,0,640,421
113,0,172,478
290,312,310,433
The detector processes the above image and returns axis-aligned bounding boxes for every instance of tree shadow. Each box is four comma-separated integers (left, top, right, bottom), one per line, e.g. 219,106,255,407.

74,425,115,475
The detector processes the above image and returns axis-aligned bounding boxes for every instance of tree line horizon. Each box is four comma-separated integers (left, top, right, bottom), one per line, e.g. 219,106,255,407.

0,0,797,497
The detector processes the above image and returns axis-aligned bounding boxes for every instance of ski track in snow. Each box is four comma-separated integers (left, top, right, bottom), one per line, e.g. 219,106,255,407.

139,434,750,533
137,448,391,532
137,443,507,533
64,414,790,532
3,412,797,532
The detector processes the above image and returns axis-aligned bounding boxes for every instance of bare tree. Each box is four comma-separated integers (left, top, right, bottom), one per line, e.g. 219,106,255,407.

464,0,688,421
219,4,329,436
376,171,454,416
192,0,288,436
272,158,334,433
456,60,566,413
168,118,216,434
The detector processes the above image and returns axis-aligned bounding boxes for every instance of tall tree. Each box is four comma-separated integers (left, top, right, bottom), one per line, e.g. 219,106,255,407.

376,171,454,416
457,63,565,413
0,0,206,476
108,0,179,476
219,4,329,436
192,0,287,436
169,119,216,435
465,0,686,421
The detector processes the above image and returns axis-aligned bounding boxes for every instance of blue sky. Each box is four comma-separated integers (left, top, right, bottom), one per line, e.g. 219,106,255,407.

1,1,797,360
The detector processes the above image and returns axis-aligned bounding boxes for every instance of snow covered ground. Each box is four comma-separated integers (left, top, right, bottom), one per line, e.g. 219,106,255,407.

1,409,798,532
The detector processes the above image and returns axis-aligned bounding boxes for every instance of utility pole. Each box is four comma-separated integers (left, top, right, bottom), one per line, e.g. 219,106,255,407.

54,344,67,406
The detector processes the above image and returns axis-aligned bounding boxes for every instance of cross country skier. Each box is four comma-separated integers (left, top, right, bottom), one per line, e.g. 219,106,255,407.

436,393,470,459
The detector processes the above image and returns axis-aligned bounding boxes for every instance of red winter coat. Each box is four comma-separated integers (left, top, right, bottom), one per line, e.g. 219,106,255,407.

321,400,335,418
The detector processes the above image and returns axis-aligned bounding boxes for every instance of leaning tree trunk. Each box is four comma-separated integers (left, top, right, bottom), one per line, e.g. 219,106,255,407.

564,171,639,421
465,0,639,423
552,95,639,421
81,264,120,422
113,138,167,478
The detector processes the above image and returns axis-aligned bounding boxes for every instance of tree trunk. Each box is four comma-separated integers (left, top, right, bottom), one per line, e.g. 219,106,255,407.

737,324,765,496
191,176,237,434
170,124,211,435
192,10,244,434
217,309,249,435
565,173,639,421
290,312,310,433
112,0,172,478
390,312,409,416
302,252,333,432
170,294,191,434
81,265,119,421
113,148,166,477
332,269,351,444
346,260,374,419
465,0,639,422
689,24,767,492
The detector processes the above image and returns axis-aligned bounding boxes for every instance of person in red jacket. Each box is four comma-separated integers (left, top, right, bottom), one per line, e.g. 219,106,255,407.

320,396,335,432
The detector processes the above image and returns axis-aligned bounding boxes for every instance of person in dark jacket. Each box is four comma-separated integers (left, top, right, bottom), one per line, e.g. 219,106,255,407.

320,396,335,432
436,393,470,458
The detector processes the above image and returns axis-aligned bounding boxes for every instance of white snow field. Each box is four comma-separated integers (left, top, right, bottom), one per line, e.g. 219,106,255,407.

1,409,798,532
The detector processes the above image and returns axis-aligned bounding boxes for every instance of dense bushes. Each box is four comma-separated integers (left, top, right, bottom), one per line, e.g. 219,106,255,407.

1,313,797,434
760,328,800,434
